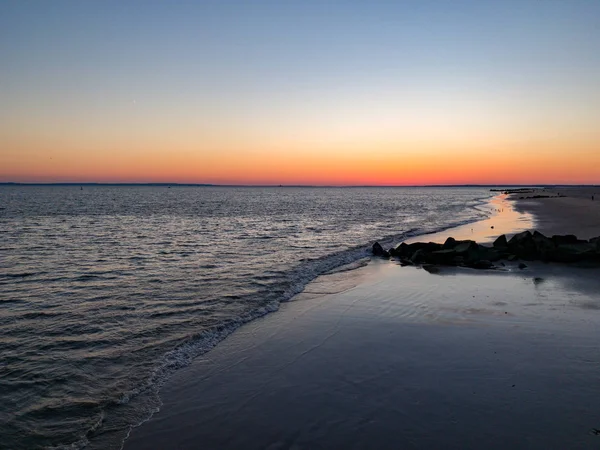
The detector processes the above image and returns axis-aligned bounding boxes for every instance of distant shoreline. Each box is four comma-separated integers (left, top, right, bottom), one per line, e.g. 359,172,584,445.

2,183,599,188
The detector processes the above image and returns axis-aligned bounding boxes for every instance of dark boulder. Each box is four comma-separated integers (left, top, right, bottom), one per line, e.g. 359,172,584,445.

493,234,508,249
391,230,596,270
395,242,410,257
468,260,494,270
429,248,458,264
406,241,443,253
453,240,478,254
477,245,503,262
532,231,556,261
551,235,580,246
422,264,441,274
453,240,481,263
508,230,532,245
410,249,427,264
442,237,457,249
518,262,528,269
394,241,441,258
372,242,389,257
508,231,538,260
453,255,465,265
552,243,596,263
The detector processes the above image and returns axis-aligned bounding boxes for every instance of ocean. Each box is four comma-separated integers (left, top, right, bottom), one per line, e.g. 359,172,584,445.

0,186,491,449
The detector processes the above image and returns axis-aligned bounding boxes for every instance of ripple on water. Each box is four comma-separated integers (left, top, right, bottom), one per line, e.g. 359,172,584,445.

0,186,492,449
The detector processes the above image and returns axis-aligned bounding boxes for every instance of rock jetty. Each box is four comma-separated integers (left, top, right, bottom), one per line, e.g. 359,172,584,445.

372,231,600,270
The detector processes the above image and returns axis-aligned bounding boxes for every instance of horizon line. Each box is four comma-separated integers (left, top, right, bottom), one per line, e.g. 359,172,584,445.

2,182,599,188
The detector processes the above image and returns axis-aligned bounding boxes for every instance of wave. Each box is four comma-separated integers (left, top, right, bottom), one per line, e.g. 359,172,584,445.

26,190,495,450
92,193,495,450
2,272,38,279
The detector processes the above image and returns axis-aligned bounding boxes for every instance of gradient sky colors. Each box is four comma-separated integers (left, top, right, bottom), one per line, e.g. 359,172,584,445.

1,0,599,185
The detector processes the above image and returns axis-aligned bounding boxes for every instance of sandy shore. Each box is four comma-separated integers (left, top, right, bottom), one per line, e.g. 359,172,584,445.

123,193,600,450
512,187,600,240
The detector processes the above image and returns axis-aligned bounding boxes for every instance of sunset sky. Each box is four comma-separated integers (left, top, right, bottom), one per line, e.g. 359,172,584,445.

1,0,599,185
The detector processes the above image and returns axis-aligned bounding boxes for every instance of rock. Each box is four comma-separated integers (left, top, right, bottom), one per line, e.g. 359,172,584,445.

508,230,532,245
453,240,482,263
394,241,441,258
429,248,457,264
410,242,443,253
532,231,555,260
518,262,528,269
551,234,580,246
395,242,410,256
477,246,503,262
372,242,389,257
552,243,597,263
453,240,478,254
468,260,494,270
442,237,457,249
493,234,508,248
422,264,441,274
452,256,465,265
508,231,538,260
393,231,596,270
410,249,427,264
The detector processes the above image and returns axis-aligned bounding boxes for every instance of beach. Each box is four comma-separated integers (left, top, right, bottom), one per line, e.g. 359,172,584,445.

123,189,600,450
512,187,600,240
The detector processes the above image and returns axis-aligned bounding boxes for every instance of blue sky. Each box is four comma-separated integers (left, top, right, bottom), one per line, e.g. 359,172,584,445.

2,0,600,184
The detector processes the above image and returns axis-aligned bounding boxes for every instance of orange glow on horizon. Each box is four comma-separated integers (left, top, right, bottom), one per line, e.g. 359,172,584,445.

2,134,599,185
3,1,600,187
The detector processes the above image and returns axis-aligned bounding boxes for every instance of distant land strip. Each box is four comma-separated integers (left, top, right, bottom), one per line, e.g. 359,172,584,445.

1,183,599,188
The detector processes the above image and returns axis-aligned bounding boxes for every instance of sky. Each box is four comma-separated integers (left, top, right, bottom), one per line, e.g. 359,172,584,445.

1,0,599,185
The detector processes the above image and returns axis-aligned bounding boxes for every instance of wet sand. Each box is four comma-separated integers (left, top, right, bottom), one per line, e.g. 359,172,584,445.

513,187,600,240
124,194,600,450
405,193,534,245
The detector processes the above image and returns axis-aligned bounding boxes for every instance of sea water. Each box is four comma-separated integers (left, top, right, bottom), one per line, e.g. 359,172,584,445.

0,186,491,449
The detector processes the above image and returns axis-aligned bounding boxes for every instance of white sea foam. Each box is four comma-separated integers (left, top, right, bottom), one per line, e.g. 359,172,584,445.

1,186,493,450
113,202,493,450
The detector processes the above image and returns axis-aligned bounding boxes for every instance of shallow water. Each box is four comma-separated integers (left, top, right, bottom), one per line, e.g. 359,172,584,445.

0,186,490,449
125,261,600,450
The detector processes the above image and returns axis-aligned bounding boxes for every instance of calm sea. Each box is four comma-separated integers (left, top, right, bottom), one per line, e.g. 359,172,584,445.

0,186,490,449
